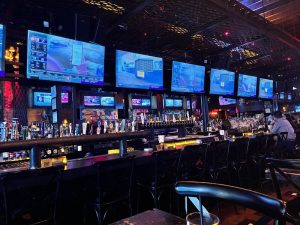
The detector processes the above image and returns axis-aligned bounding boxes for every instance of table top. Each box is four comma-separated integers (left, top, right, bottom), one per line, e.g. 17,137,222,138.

109,209,186,225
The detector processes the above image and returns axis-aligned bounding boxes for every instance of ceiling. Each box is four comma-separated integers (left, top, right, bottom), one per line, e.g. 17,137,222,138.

1,0,299,86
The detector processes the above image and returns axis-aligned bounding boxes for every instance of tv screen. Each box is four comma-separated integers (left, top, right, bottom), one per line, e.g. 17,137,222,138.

132,98,142,106
84,96,101,106
219,96,236,106
27,30,105,85
61,92,69,103
279,92,285,100
174,99,183,107
186,100,191,109
295,105,300,113
259,78,273,99
237,74,257,97
287,93,292,101
0,24,5,77
116,50,163,90
210,68,235,96
171,61,205,93
165,99,174,107
33,92,52,107
101,96,115,107
141,98,151,107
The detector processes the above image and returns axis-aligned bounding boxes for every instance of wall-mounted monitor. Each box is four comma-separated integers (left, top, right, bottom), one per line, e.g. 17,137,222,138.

165,98,174,108
61,92,69,103
287,93,292,101
295,105,300,113
83,96,101,106
279,92,285,100
173,99,183,107
237,74,257,98
210,68,235,96
0,24,5,77
100,96,115,107
33,92,52,107
171,61,205,93
259,78,273,99
132,98,142,106
131,96,151,108
219,96,236,106
27,30,105,85
116,50,163,90
141,98,151,107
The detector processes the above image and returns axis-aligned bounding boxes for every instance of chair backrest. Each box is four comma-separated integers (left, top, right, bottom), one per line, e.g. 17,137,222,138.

210,140,230,168
267,158,300,200
153,150,180,186
94,156,135,203
279,132,288,142
0,166,63,225
177,144,209,181
175,181,299,225
232,137,249,162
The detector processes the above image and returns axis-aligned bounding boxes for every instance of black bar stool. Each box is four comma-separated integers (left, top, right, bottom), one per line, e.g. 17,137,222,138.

0,166,63,225
175,181,300,225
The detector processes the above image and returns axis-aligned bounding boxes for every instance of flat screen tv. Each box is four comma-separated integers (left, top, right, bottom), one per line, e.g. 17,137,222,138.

33,92,51,107
219,96,236,106
279,92,285,100
210,68,235,96
116,50,163,90
83,96,101,106
100,96,115,107
61,92,69,103
132,98,142,106
173,99,183,107
237,74,257,98
171,61,205,93
27,30,105,85
186,100,191,109
287,93,292,101
295,105,300,113
0,24,5,77
165,99,174,108
259,78,273,99
141,98,151,107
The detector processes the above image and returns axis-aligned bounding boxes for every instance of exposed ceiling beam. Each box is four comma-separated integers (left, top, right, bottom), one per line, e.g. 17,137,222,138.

254,0,295,15
207,0,300,51
105,0,154,35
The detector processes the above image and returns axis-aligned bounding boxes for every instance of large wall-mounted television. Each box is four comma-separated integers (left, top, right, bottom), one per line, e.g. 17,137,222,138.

0,24,5,77
171,61,205,93
33,92,52,107
279,92,285,100
83,96,101,106
165,98,183,108
295,105,300,113
116,50,163,90
237,74,257,98
219,96,236,106
210,68,235,96
259,78,273,99
27,30,105,85
131,96,151,108
100,96,115,107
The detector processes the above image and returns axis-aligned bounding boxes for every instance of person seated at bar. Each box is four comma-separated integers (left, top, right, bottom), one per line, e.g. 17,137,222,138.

271,111,296,150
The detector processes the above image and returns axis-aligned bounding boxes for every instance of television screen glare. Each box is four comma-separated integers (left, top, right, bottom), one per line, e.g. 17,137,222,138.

171,61,205,93
27,30,105,85
116,50,163,90
259,78,273,99
141,98,151,107
101,96,115,107
237,74,257,97
0,24,5,77
219,96,236,106
174,99,183,107
210,68,235,96
165,99,174,107
61,92,69,103
295,105,300,113
84,96,101,106
33,92,52,107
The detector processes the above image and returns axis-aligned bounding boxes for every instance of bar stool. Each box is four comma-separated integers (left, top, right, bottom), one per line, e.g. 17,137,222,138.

136,150,180,211
175,181,299,225
0,166,63,225
177,144,210,182
90,156,135,225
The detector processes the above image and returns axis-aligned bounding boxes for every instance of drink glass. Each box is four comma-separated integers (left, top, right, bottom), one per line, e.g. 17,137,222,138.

186,212,219,225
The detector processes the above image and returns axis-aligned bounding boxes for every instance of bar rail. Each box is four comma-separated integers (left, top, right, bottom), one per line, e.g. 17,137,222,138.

0,131,151,153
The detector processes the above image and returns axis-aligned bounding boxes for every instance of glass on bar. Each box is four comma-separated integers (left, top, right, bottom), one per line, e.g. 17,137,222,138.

186,212,219,225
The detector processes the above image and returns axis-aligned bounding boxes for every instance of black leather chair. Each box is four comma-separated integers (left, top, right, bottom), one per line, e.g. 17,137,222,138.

0,166,63,225
175,181,300,225
91,156,135,225
267,158,300,222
